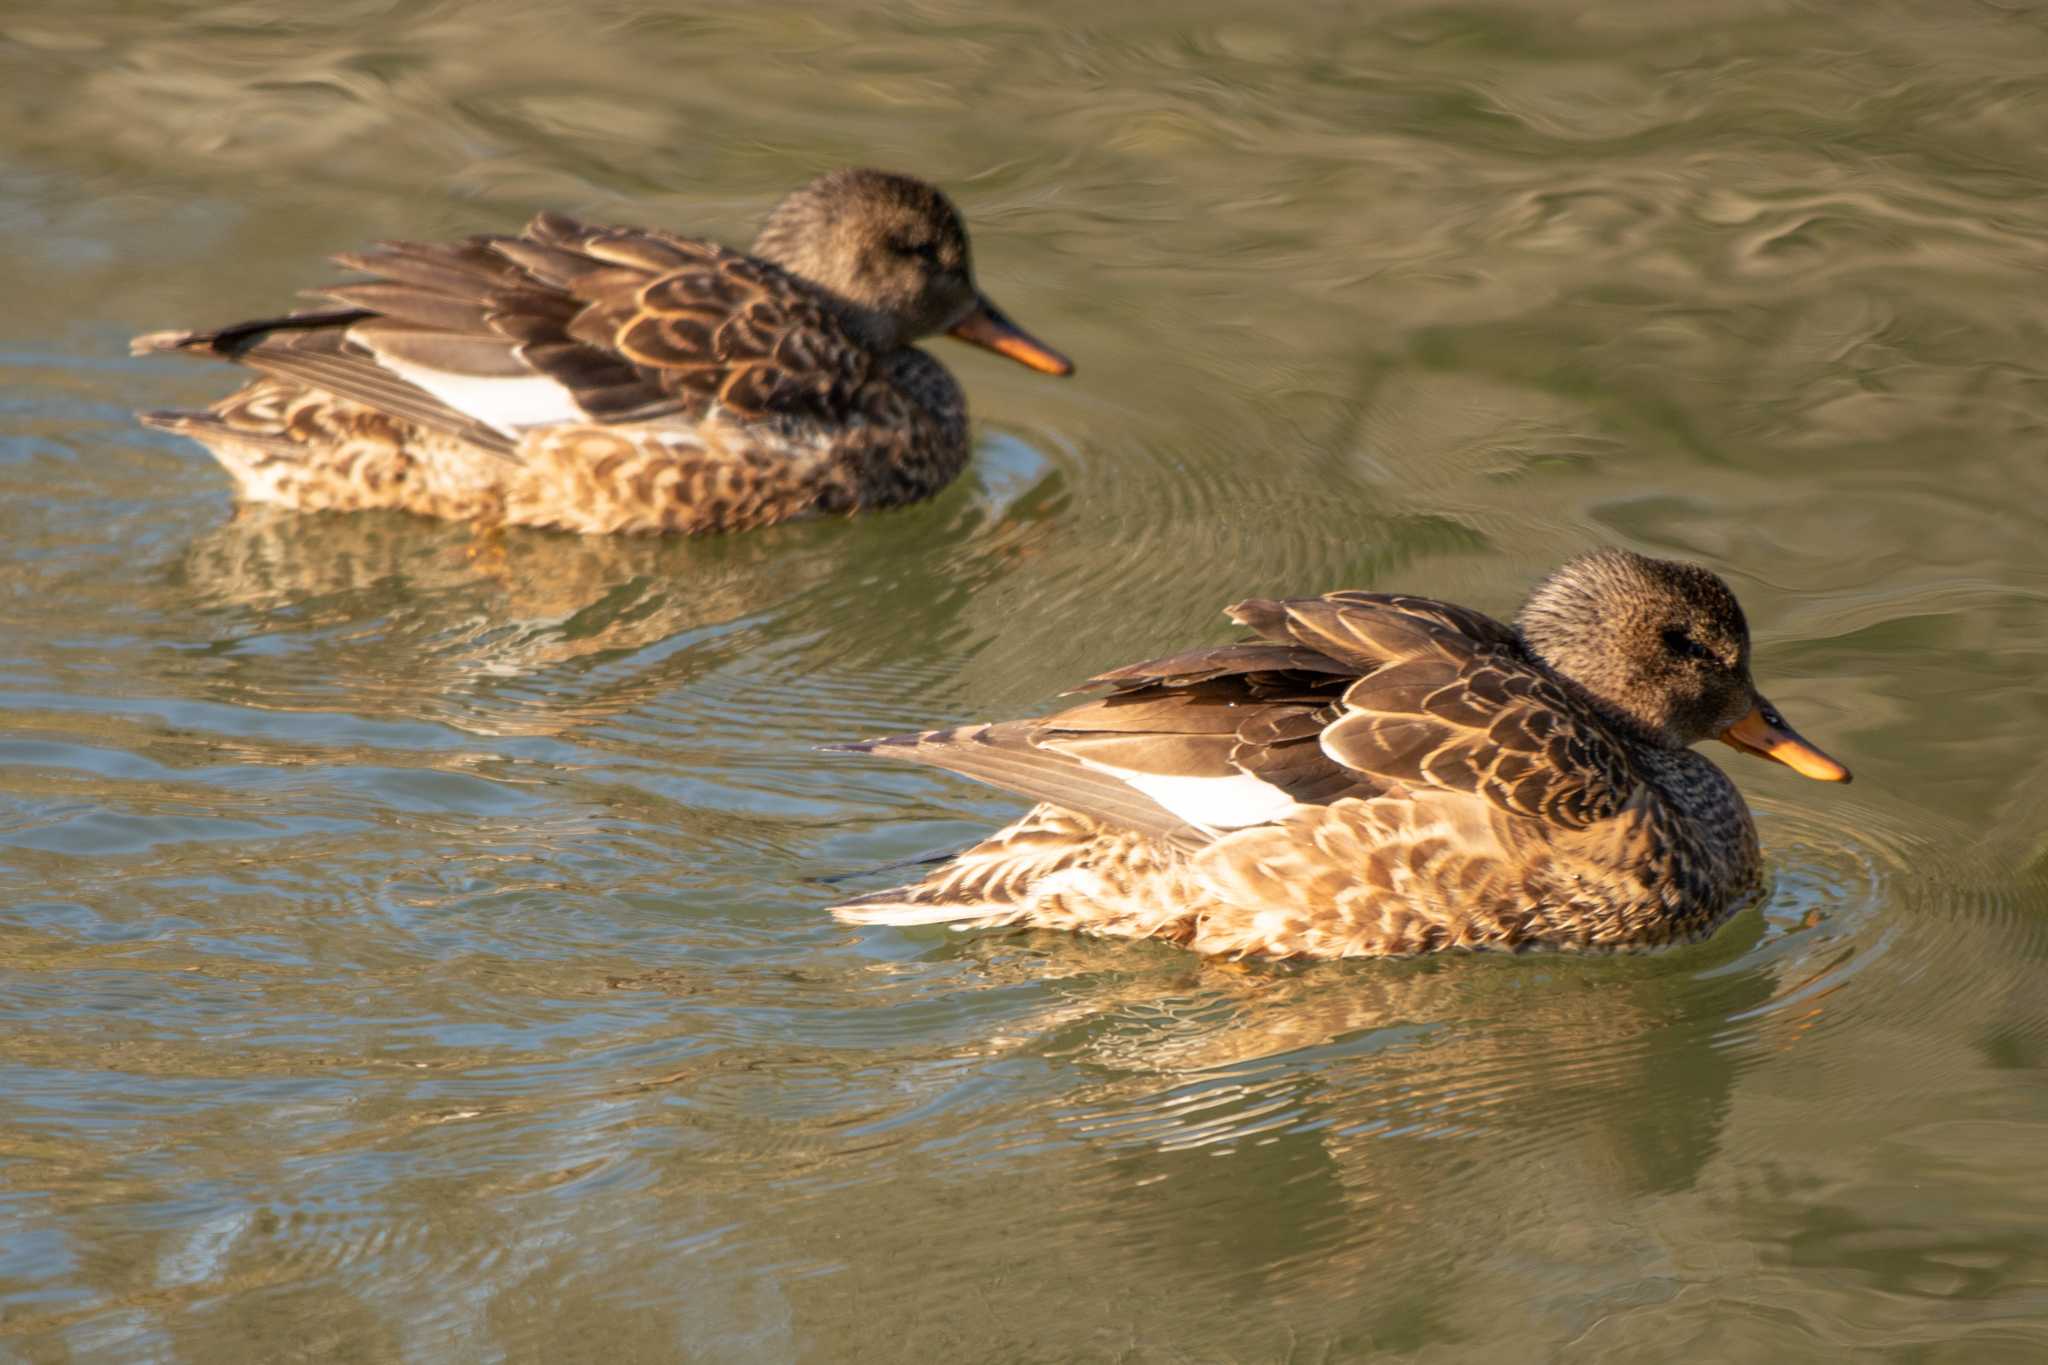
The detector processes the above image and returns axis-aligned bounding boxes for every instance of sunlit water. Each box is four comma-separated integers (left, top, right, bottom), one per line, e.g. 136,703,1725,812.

3,1,2047,1359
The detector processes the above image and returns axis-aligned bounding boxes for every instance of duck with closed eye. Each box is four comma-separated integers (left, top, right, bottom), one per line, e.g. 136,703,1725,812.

831,549,1850,959
132,169,1072,536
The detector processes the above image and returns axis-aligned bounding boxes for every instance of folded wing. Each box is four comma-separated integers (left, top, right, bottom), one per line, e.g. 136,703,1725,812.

133,212,876,452
842,591,1638,841
1230,593,1640,828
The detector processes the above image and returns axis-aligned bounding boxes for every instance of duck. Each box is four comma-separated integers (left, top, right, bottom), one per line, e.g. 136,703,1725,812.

130,169,1073,536
830,549,1850,958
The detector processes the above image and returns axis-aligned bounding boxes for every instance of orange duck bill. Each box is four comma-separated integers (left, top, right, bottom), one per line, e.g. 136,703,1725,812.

947,296,1074,376
1719,699,1851,783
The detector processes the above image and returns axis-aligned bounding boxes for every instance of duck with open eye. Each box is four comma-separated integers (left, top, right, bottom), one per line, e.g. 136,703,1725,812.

131,168,1072,536
831,549,1850,959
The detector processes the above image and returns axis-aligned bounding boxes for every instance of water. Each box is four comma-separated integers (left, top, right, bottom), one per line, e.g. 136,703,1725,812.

4,1,2047,1359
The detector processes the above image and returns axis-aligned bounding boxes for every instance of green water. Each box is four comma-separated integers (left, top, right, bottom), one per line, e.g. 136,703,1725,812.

3,1,2046,1359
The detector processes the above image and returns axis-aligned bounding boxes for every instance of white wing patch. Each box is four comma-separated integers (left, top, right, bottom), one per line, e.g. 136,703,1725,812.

1111,770,1297,831
368,356,588,436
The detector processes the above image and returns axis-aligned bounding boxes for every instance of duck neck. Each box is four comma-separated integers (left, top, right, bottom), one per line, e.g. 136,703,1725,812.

749,222,908,353
1518,632,1674,752
812,289,906,352
880,347,966,432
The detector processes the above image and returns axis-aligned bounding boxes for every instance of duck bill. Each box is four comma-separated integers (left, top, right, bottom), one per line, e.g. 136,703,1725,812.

947,296,1074,376
1718,699,1851,783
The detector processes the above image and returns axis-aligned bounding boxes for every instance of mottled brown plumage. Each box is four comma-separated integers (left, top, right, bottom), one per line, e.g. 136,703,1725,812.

831,551,1851,959
131,169,1072,535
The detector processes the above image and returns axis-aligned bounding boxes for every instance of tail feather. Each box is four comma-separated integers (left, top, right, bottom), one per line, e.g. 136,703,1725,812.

830,894,1014,928
130,309,372,362
135,409,301,458
823,798,1181,935
131,328,205,358
822,722,1205,850
131,314,515,461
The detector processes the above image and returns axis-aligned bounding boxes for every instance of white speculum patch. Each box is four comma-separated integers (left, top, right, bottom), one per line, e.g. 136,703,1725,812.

371,358,588,437
1109,769,1298,830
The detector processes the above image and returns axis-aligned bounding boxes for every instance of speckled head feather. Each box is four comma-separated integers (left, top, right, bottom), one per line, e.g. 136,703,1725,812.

750,169,979,350
1515,548,1756,749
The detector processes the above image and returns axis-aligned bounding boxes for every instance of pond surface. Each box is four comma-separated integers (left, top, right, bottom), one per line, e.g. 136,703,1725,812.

4,1,2047,1359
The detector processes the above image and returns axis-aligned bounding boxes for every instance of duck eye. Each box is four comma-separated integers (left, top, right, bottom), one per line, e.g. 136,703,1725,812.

1661,627,1712,662
890,235,940,264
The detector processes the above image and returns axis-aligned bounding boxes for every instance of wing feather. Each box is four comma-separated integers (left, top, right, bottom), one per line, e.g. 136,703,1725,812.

1302,608,1637,828
838,588,1635,846
830,723,1209,850
223,330,518,457
134,210,881,437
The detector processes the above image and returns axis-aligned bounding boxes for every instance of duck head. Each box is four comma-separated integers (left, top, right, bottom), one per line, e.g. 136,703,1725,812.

751,168,1073,375
1516,548,1850,782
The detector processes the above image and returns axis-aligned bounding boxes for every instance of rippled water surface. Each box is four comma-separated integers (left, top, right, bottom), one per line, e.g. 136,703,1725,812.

5,1,2048,1359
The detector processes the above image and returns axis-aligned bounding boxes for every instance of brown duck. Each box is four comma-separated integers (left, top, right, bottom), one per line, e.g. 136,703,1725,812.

832,550,1851,958
131,169,1072,535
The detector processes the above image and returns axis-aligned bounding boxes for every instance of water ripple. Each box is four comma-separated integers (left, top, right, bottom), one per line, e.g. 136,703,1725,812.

5,0,2048,1357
